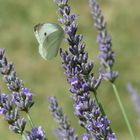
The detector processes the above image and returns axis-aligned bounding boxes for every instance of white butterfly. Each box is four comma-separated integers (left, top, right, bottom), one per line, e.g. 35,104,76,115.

34,23,64,60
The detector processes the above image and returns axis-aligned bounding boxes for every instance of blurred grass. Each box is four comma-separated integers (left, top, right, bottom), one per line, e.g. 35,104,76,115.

0,0,140,139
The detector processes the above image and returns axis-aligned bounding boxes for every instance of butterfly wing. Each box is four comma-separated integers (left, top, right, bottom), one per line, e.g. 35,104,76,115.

44,27,64,60
34,23,47,45
34,23,64,60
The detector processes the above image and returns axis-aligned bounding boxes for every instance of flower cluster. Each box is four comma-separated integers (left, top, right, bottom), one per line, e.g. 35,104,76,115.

76,98,116,140
0,49,23,91
26,126,47,140
48,96,78,140
54,0,117,139
89,0,118,82
0,93,26,134
54,0,101,97
0,49,47,139
0,49,34,111
11,87,34,112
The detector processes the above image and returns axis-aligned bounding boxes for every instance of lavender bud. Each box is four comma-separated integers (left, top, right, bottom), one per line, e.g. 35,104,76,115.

107,133,117,140
11,88,34,112
0,93,18,123
0,93,8,106
82,133,90,140
26,126,47,140
9,118,26,134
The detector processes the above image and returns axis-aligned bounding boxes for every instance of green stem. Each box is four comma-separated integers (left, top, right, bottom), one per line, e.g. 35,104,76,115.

21,134,27,140
94,91,105,116
26,112,34,128
112,83,136,140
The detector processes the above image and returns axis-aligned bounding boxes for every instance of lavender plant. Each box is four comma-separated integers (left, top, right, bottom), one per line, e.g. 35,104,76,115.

89,0,118,83
0,49,34,114
0,47,116,139
53,0,117,139
88,0,136,139
0,49,47,140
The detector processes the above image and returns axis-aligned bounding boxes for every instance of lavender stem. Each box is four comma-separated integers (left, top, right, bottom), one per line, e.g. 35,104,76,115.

94,92,105,116
112,83,136,140
26,113,34,128
22,134,27,140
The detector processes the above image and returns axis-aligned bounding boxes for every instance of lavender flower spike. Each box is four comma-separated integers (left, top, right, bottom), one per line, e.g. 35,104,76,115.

89,2,136,139
0,93,26,134
0,49,34,112
54,0,117,139
0,50,48,139
48,96,78,140
127,83,140,123
89,0,118,83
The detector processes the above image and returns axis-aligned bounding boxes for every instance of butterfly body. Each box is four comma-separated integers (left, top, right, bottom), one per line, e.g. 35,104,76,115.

34,23,64,60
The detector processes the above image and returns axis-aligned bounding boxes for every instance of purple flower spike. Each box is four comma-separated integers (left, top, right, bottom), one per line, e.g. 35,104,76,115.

0,49,34,112
48,96,78,140
89,0,118,83
0,49,36,135
0,49,22,91
0,50,23,92
26,126,47,140
54,0,117,139
0,93,26,134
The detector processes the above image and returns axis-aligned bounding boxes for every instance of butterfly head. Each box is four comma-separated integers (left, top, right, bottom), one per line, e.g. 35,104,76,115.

34,23,48,45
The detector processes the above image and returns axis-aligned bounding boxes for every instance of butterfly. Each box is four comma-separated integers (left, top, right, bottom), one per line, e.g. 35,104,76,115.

34,23,64,60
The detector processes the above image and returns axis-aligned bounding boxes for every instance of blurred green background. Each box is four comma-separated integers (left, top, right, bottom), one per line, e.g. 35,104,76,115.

0,0,140,139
